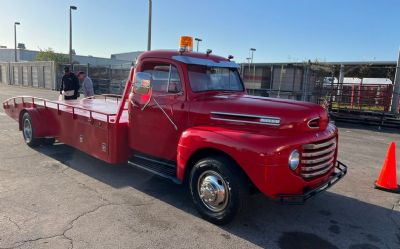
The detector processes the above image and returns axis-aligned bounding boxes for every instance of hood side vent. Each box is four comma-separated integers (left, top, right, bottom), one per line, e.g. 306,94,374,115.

307,117,320,129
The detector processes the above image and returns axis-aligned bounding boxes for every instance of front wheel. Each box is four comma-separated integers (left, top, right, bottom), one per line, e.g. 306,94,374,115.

189,156,249,225
22,112,40,147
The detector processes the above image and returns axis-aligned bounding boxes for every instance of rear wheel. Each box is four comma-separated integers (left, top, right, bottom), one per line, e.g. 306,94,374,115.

22,112,40,147
189,156,249,225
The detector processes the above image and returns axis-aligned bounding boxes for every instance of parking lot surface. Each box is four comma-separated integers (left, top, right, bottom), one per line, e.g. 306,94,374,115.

0,85,399,249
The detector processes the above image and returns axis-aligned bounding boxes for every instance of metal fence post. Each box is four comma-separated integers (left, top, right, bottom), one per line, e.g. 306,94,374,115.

109,64,112,94
329,67,334,110
270,65,274,94
301,64,308,101
7,62,11,85
390,49,400,114
277,64,285,98
338,64,344,103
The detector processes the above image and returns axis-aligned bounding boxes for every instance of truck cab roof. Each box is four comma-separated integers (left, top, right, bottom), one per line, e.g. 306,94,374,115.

137,50,231,63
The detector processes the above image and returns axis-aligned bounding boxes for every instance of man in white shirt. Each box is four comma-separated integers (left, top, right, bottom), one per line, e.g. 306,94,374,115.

77,71,95,97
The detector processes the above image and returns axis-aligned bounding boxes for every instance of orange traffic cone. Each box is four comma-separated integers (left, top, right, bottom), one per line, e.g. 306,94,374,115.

375,142,399,193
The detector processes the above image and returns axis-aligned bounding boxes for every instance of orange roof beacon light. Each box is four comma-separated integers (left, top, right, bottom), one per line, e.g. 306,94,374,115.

179,36,193,52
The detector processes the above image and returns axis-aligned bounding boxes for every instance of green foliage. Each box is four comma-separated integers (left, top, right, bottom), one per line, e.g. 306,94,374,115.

310,60,333,74
35,48,69,63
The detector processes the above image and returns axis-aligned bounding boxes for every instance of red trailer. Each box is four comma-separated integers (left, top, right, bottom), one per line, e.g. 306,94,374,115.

2,37,347,224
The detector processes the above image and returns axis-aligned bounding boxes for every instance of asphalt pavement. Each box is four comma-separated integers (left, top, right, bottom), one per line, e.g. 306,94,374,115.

0,84,399,249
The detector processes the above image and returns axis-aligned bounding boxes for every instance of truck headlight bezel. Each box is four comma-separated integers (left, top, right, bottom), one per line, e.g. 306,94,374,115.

288,149,300,170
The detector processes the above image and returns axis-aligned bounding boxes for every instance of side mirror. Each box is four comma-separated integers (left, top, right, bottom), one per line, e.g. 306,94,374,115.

132,72,153,108
133,72,152,95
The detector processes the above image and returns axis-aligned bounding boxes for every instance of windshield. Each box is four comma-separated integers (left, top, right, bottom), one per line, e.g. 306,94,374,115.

188,65,244,92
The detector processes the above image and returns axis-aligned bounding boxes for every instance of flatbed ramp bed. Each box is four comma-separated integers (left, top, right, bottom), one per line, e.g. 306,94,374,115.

3,95,130,164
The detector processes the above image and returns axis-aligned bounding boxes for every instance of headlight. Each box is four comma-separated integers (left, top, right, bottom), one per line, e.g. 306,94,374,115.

288,150,300,170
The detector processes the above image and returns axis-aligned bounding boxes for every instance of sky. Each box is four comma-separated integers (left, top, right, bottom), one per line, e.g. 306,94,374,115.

0,0,399,63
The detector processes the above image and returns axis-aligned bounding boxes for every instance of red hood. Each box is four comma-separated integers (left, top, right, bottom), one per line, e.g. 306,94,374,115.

189,93,329,134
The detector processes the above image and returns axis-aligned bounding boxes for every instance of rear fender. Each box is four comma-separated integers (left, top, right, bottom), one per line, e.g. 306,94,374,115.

19,108,58,138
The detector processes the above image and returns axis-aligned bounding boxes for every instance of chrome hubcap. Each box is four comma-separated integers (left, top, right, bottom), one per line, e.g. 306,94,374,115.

197,170,229,212
23,118,32,143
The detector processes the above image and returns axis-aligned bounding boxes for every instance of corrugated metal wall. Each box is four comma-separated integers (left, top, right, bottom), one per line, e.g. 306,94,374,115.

0,61,56,89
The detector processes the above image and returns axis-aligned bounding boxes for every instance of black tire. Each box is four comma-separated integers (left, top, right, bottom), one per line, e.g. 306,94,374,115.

189,156,249,225
42,137,56,146
21,112,40,147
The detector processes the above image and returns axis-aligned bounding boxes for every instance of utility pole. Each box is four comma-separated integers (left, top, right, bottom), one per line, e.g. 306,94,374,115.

14,22,20,62
391,49,400,114
147,0,152,51
195,38,202,52
69,6,77,65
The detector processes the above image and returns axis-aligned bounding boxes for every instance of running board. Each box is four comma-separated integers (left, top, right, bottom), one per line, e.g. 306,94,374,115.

128,153,181,184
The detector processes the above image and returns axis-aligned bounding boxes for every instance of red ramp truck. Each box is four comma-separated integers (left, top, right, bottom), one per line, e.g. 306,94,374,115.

2,38,347,224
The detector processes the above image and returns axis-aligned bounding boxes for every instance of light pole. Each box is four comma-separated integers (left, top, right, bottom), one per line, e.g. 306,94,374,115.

250,48,256,82
14,22,20,62
147,0,152,51
195,38,202,52
246,57,251,70
69,5,77,65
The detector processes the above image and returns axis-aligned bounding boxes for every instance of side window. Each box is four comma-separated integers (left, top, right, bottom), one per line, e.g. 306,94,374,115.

142,63,182,93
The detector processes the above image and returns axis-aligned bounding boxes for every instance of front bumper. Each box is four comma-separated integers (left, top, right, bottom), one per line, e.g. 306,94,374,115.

276,160,347,204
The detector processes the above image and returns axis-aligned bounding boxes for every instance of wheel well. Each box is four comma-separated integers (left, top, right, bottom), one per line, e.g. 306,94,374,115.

18,110,28,131
184,148,253,189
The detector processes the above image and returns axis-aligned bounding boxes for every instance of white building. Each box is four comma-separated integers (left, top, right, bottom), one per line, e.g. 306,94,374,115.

0,48,131,66
110,51,143,62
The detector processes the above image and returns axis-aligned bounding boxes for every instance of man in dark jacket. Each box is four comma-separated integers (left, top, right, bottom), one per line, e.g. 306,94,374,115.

60,66,80,100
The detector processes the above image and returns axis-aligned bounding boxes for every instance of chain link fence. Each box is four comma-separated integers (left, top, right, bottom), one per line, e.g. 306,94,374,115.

240,62,398,114
57,63,132,95
2,60,398,118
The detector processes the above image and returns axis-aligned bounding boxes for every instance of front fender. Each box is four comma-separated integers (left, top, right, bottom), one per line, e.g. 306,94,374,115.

177,125,340,198
177,126,266,186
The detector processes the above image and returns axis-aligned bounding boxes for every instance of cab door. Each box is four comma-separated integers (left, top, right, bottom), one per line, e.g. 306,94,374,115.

129,59,188,161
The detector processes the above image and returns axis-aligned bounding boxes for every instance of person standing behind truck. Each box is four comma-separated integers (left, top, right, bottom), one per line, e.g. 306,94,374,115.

77,71,94,97
60,66,80,100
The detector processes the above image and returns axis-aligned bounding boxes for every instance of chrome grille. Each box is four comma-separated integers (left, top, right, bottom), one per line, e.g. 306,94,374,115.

301,137,337,179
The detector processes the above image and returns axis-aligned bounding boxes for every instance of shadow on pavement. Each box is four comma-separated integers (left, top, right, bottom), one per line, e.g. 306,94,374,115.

35,144,400,249
335,121,400,134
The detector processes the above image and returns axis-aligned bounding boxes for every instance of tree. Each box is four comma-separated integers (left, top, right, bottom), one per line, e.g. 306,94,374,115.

35,48,69,63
